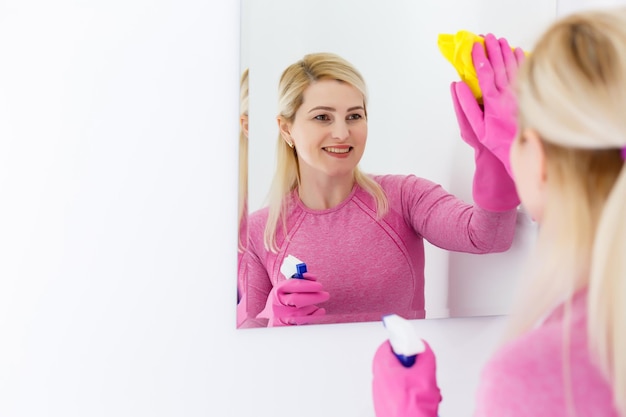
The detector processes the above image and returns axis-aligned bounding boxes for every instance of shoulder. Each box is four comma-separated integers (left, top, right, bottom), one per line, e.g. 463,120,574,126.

482,320,565,383
247,202,302,252
247,206,269,232
474,322,569,416
475,294,615,416
367,174,442,204
371,174,437,189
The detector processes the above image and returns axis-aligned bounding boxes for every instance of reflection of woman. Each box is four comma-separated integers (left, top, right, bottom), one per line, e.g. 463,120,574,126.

238,68,249,258
373,11,626,417
240,52,519,328
236,69,249,322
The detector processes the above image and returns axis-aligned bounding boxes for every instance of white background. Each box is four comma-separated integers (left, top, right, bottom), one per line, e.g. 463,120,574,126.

0,0,623,416
243,0,551,320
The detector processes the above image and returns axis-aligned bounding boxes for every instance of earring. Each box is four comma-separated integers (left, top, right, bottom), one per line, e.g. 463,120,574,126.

288,141,294,148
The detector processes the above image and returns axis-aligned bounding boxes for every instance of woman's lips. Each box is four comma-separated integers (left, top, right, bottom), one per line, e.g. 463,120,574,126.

322,146,352,157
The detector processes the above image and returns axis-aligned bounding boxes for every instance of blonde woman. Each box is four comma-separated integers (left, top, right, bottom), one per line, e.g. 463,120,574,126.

373,9,626,417
238,68,249,258
236,68,249,326
240,52,520,328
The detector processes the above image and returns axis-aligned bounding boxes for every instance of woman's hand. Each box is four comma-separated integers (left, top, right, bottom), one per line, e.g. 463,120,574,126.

256,273,330,326
450,33,523,211
453,33,526,176
372,340,442,417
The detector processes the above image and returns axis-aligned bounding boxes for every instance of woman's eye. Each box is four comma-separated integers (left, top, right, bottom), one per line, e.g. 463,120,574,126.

314,114,330,121
348,113,364,120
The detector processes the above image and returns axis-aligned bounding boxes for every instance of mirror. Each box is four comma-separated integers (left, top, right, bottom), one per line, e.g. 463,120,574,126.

238,0,555,328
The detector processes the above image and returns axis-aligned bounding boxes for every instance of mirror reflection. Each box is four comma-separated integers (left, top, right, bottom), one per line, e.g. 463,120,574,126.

237,68,249,310
238,0,555,328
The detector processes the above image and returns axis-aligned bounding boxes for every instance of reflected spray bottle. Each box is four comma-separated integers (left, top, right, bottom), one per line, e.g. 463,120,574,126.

280,254,307,279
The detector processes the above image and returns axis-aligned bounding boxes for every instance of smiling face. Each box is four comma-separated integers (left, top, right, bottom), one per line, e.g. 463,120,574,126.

279,79,367,185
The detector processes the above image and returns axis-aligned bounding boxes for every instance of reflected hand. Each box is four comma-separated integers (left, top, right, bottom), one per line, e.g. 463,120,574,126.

454,33,526,176
257,273,330,326
451,80,520,211
450,34,522,212
372,340,441,417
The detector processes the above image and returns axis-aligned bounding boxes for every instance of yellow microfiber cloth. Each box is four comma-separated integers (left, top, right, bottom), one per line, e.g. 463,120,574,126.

437,30,523,102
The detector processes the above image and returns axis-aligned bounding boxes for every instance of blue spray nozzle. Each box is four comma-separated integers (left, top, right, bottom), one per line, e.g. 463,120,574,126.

393,352,417,367
294,262,307,278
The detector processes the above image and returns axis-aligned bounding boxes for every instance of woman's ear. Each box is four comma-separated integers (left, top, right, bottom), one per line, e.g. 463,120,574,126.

514,127,549,222
524,128,547,185
277,117,294,147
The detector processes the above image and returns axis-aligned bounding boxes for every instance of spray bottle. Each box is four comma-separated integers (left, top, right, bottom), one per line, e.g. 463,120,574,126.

382,314,425,367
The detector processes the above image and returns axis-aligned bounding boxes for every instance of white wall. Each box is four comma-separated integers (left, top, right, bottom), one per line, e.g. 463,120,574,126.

558,0,626,15
2,1,615,416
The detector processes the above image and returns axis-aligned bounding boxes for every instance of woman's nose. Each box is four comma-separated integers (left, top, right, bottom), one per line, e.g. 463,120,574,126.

331,120,349,140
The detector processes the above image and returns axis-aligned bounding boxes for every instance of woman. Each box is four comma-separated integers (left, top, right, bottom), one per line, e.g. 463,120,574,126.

239,52,519,327
372,9,626,417
236,68,249,326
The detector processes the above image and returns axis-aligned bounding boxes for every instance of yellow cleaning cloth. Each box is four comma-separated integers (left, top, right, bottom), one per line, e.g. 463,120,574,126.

437,30,523,102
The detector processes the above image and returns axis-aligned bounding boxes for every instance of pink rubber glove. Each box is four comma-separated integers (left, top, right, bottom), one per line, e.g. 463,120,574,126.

454,33,526,177
372,340,442,417
256,273,330,326
450,34,523,211
451,81,520,211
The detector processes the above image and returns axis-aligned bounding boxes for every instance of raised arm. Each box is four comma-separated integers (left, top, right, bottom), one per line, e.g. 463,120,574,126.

393,175,516,253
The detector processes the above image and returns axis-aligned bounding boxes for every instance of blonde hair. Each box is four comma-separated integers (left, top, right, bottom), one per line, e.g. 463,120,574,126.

511,8,626,415
238,68,249,253
263,52,388,252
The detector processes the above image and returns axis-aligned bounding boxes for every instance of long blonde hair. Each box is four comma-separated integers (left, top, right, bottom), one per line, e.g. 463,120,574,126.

238,68,249,253
511,8,626,415
263,52,388,252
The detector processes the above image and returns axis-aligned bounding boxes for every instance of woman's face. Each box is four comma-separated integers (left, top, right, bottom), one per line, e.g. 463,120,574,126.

282,79,367,184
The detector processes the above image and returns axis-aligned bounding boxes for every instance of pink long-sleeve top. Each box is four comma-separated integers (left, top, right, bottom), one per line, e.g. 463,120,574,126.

240,174,517,326
474,288,618,417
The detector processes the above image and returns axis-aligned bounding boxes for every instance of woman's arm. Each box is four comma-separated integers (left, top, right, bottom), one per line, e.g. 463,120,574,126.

396,175,517,253
236,228,273,328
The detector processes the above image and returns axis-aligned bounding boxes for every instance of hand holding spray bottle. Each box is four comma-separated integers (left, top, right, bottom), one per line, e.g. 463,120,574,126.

256,255,329,326
372,314,442,417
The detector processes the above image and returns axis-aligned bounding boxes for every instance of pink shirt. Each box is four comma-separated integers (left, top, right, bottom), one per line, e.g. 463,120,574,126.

240,174,516,326
474,288,618,417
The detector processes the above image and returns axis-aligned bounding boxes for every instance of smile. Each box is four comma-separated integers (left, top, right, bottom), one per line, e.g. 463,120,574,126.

323,146,352,154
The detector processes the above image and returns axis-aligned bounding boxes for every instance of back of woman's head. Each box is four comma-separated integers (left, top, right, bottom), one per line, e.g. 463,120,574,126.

516,8,626,271
518,8,626,150
515,8,626,415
